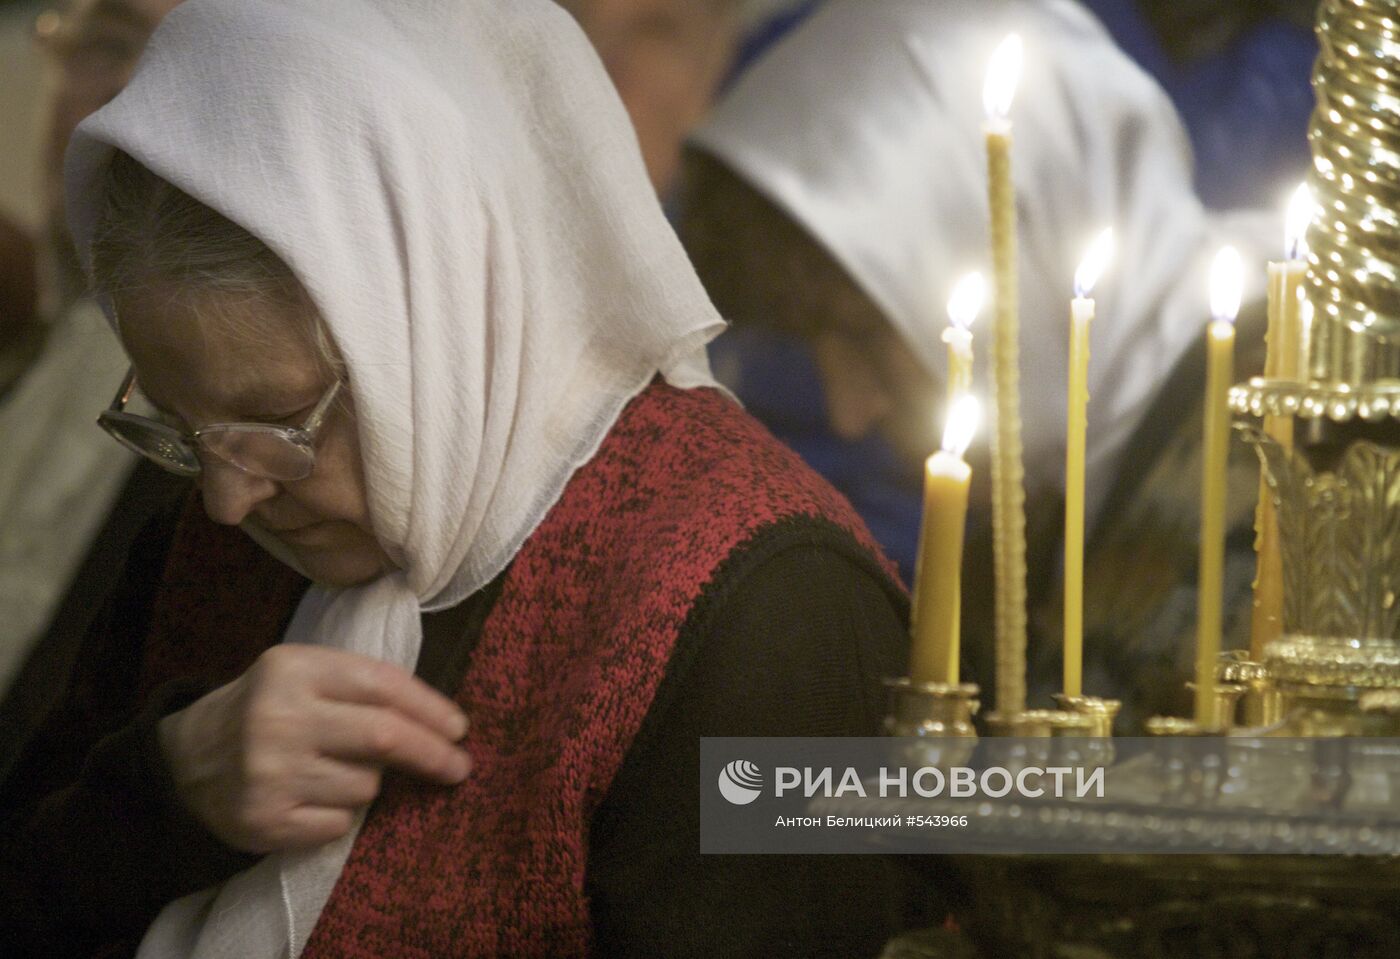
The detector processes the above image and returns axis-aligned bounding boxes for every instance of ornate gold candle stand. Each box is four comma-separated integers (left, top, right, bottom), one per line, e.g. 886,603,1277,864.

1226,0,1400,731
862,4,1400,954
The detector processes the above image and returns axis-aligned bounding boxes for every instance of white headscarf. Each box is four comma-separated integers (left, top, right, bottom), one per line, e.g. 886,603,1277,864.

65,0,723,954
694,0,1275,518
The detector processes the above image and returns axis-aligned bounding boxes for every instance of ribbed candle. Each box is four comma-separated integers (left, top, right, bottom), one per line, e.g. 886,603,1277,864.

985,122,1027,716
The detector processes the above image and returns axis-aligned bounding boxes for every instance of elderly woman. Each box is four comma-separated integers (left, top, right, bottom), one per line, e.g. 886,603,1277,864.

0,1,920,955
680,0,1276,721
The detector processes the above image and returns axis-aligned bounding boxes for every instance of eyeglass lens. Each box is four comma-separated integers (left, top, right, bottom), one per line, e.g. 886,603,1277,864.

198,428,316,481
100,416,200,475
101,417,316,481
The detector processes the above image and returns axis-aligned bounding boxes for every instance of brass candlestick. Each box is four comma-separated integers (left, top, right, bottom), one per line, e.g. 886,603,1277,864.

1186,681,1247,732
1217,650,1280,728
882,678,980,768
1052,694,1121,737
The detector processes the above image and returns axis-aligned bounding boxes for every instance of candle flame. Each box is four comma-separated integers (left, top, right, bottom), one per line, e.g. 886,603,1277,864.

1285,182,1314,261
942,394,981,458
1209,246,1244,324
982,34,1023,121
946,271,986,330
1073,228,1115,299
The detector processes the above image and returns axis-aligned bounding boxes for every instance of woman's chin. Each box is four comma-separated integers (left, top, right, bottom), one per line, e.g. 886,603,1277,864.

300,552,389,588
278,527,393,587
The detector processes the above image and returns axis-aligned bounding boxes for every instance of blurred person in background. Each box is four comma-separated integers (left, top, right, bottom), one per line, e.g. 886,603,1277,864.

0,212,40,394
1080,0,1316,210
0,0,183,784
554,0,741,194
36,0,183,311
681,0,1276,726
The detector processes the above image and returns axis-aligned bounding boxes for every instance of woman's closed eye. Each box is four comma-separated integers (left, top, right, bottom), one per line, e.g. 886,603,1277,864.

254,404,317,428
150,403,309,432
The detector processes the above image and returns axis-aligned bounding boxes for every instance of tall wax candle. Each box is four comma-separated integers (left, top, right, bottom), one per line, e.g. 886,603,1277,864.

939,271,984,655
1063,229,1114,699
943,271,985,405
1196,247,1243,727
982,33,1029,716
909,396,981,685
1250,184,1312,660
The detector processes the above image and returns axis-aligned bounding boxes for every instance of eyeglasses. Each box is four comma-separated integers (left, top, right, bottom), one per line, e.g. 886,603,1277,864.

98,368,342,481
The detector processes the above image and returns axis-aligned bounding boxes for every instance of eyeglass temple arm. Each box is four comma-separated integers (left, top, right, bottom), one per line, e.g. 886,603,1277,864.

107,367,139,412
300,380,343,434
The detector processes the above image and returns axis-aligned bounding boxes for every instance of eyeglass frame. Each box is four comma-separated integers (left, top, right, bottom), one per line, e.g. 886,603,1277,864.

98,367,343,480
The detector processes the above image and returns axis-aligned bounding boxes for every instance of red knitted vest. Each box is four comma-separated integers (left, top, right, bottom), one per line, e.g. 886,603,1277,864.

138,383,894,957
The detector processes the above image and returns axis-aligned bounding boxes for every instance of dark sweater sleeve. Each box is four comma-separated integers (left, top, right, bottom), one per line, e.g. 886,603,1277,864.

586,531,946,959
0,681,260,957
0,486,258,958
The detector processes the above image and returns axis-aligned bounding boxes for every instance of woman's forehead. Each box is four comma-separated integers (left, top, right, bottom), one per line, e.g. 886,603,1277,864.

117,286,325,412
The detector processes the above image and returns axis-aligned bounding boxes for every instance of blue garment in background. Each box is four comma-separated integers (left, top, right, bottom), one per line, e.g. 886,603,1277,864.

724,0,822,91
1080,0,1315,210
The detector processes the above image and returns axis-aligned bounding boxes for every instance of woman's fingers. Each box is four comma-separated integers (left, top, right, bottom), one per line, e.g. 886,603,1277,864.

299,646,469,742
315,701,471,784
161,646,472,855
275,806,358,850
294,757,384,808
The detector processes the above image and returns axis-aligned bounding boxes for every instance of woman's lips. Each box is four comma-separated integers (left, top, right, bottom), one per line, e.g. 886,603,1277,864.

270,520,333,544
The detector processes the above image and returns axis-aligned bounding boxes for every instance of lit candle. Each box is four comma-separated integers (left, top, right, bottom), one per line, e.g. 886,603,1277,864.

1196,246,1243,727
943,271,985,405
982,32,1029,716
1063,228,1114,699
939,271,984,659
910,396,981,685
1298,295,1315,382
1250,184,1313,660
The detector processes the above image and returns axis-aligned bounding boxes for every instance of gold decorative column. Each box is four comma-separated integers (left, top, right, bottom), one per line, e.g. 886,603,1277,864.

1230,0,1400,723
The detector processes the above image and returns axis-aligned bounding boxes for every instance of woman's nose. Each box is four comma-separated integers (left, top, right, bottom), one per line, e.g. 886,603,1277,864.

198,459,279,526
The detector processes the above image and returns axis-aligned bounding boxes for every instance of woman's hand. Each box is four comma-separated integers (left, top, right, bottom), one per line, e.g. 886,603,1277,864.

157,644,471,854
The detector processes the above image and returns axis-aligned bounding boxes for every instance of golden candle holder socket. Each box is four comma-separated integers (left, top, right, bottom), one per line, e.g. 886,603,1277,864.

1051,696,1120,767
979,710,1063,775
1360,689,1400,718
1358,691,1400,737
983,710,1049,737
1052,694,1121,737
1038,709,1107,768
882,678,979,769
1217,651,1281,728
1144,716,1220,737
1012,709,1095,736
1186,681,1248,732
